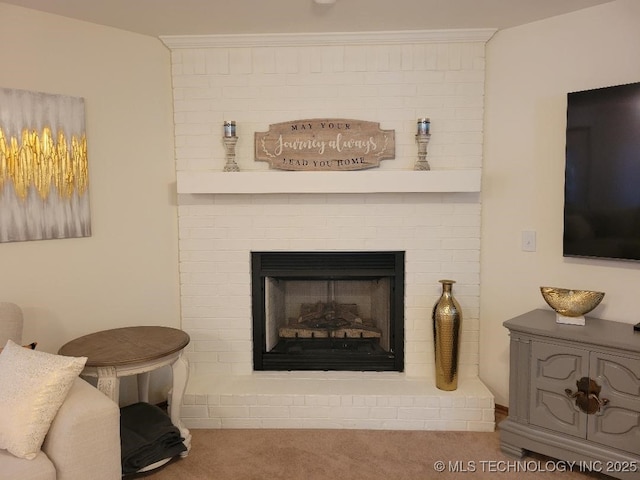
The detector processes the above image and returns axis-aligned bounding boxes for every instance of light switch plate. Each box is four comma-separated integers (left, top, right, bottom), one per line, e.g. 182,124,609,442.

521,230,536,252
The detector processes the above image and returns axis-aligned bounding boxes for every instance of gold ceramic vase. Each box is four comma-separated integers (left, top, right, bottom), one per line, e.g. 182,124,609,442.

432,279,462,391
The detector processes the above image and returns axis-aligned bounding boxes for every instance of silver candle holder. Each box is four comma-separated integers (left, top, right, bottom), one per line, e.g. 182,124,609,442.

222,121,239,172
414,118,431,171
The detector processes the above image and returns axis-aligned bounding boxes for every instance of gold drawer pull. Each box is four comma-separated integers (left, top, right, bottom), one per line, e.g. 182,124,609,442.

565,377,609,415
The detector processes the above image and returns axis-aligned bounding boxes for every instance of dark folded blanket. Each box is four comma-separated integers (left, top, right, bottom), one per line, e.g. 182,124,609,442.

120,402,187,474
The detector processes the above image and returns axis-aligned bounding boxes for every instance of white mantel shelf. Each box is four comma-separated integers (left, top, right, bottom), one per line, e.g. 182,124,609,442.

176,170,481,195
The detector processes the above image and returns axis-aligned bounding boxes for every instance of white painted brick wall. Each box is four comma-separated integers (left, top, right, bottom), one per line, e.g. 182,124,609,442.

166,31,492,430
170,38,485,173
178,193,480,378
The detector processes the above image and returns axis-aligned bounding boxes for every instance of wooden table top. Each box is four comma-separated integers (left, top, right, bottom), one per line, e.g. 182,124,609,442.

58,326,190,367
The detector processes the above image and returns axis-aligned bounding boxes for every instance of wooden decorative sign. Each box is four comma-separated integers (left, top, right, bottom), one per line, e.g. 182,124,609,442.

254,118,395,171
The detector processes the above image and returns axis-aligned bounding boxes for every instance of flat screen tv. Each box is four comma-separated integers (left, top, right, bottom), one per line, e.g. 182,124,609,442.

563,81,640,261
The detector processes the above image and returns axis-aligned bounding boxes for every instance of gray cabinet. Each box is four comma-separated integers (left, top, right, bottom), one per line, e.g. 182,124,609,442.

500,309,640,480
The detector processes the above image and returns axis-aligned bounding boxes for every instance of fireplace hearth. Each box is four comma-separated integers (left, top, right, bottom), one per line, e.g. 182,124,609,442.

251,251,405,371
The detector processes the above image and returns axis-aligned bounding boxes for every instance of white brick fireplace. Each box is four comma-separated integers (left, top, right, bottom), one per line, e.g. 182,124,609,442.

163,29,495,431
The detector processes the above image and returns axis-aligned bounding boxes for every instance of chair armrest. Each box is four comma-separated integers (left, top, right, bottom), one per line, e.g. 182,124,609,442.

42,377,121,480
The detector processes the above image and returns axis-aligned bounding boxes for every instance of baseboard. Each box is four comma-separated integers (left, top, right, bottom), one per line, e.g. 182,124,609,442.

495,404,508,416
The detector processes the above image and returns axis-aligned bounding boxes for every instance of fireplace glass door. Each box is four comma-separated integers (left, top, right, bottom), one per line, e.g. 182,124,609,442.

252,251,404,371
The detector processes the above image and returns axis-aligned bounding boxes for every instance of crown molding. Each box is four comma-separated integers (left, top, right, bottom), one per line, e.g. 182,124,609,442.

161,29,496,49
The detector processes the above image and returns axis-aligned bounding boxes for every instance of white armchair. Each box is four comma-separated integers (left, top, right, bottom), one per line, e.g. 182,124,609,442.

0,302,122,480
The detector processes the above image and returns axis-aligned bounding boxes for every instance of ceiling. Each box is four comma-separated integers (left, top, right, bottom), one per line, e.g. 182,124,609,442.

0,0,614,38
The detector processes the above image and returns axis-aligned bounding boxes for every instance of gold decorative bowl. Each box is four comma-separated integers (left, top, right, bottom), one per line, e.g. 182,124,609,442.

540,287,605,325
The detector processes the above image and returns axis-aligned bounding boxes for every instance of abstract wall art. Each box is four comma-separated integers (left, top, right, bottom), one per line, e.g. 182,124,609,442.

0,88,91,243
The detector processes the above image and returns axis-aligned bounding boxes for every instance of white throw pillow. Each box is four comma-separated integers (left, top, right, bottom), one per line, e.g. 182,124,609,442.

0,339,87,459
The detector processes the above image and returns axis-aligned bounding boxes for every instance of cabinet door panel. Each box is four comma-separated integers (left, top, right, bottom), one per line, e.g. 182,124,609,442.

589,352,640,455
530,341,588,438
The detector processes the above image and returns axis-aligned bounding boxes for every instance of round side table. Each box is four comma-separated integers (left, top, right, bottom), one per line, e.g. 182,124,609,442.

59,326,191,454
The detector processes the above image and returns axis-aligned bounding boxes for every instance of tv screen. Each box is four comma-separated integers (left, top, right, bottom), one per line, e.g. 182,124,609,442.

563,81,640,261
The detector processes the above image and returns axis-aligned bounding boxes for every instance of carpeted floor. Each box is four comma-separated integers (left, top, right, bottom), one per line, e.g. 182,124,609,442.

130,412,611,480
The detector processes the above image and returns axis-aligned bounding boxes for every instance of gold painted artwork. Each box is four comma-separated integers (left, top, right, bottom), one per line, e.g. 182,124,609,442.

0,126,88,200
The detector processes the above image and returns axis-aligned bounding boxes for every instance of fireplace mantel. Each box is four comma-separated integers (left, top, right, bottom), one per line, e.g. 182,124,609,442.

176,170,481,195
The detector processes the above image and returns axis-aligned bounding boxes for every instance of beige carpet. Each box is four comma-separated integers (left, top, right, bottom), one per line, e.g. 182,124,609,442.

131,414,610,480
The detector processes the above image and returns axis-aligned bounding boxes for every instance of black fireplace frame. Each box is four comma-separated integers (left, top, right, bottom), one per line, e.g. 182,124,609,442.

251,251,405,372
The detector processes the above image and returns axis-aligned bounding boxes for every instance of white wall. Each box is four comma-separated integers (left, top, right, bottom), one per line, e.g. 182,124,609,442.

481,0,640,406
0,4,180,401
166,33,488,380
